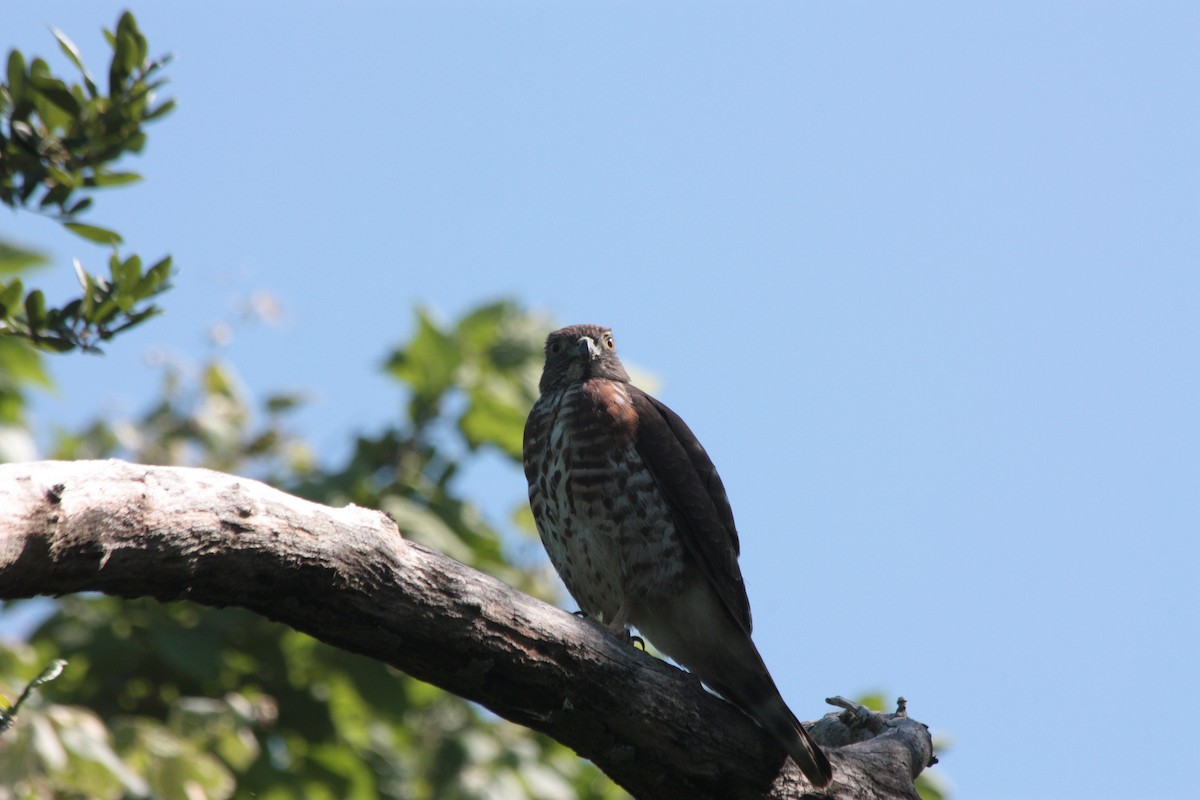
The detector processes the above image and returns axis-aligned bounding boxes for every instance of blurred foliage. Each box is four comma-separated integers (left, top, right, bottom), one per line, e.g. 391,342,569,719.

0,301,628,799
1,10,174,353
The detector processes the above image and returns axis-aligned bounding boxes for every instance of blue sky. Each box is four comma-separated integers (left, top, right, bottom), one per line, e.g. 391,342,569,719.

5,3,1199,798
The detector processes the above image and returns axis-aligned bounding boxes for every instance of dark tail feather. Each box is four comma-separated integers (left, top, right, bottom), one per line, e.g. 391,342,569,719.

703,635,834,788
637,592,833,787
749,695,833,788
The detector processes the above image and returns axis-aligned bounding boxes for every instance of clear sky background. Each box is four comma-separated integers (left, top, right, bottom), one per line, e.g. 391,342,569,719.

5,3,1199,798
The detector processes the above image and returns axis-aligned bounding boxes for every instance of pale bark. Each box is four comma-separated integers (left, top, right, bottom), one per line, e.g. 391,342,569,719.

0,460,935,799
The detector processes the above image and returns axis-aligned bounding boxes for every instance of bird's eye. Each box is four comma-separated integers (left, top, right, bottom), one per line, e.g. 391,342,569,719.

549,340,562,354
604,335,615,349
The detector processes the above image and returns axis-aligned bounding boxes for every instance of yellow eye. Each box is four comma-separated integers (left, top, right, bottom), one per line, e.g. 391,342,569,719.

604,335,615,349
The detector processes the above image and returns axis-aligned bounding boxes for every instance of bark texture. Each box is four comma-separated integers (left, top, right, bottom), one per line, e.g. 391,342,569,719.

0,460,935,799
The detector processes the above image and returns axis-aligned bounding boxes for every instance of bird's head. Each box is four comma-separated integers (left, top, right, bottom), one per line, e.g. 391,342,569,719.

538,324,631,394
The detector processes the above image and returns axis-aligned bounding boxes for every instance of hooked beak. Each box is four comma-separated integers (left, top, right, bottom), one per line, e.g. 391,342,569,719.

576,336,599,360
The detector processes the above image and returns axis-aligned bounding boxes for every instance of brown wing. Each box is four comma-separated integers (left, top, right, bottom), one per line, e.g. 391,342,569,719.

629,388,753,634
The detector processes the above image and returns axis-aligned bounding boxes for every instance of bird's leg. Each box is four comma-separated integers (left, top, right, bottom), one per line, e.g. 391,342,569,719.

605,603,645,649
569,608,644,648
607,602,630,634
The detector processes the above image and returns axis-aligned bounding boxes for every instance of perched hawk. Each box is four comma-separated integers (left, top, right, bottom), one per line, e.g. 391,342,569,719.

522,323,832,788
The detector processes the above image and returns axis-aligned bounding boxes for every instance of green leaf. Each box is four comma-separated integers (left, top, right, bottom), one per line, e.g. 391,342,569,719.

459,382,527,458
265,393,306,414
916,778,946,800
386,309,462,421
67,197,93,216
0,241,48,275
24,289,46,328
46,165,77,189
58,298,83,322
38,182,73,210
125,131,147,153
855,692,887,712
63,222,123,246
203,362,238,399
50,26,98,97
107,306,160,336
27,56,50,80
28,658,66,688
6,49,26,102
35,336,76,353
55,707,151,797
117,12,148,66
145,98,176,122
92,297,119,324
0,279,25,317
50,27,84,71
29,73,80,115
456,300,514,349
136,256,172,295
0,337,50,387
89,171,142,187
110,252,141,290
110,35,129,93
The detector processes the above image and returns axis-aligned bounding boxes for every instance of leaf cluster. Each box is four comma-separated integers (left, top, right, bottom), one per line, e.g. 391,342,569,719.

0,251,171,353
0,11,174,352
306,302,552,591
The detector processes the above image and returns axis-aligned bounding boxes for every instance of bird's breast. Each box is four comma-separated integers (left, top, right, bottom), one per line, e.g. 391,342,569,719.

524,381,685,620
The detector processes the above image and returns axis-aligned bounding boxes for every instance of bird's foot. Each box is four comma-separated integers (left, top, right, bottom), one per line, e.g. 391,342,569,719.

572,610,643,649
607,625,645,650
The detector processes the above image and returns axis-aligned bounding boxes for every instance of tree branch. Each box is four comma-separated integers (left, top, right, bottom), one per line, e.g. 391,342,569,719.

0,460,934,799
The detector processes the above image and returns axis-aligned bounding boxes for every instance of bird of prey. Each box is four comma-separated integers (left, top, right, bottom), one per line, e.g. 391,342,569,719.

523,323,832,788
